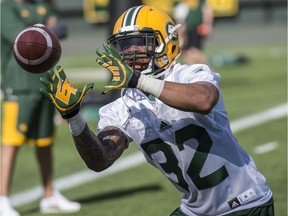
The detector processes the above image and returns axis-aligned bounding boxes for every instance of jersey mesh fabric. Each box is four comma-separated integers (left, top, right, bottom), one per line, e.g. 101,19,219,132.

98,64,272,215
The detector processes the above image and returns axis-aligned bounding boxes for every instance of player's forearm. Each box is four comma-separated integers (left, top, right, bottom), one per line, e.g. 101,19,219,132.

159,81,218,114
72,124,110,172
137,75,218,113
67,115,128,172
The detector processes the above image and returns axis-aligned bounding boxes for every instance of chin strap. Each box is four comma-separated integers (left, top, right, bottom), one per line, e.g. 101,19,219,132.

147,50,182,79
140,61,153,76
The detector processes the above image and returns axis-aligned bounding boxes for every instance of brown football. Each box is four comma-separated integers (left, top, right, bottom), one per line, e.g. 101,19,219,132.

13,23,61,74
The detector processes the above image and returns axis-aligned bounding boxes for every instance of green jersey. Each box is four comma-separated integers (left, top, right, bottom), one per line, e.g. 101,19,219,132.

1,0,58,94
184,0,205,30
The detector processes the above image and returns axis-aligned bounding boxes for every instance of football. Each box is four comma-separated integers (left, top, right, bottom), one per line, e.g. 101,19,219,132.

13,23,62,74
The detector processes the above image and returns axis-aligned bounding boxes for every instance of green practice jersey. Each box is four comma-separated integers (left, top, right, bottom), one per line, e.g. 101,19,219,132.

1,0,58,94
184,0,205,30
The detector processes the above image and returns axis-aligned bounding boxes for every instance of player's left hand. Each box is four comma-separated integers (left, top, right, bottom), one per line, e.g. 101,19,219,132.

96,42,140,94
40,66,94,119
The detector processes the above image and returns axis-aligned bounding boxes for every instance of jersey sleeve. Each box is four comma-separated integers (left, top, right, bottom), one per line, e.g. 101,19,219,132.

97,99,133,143
177,64,221,88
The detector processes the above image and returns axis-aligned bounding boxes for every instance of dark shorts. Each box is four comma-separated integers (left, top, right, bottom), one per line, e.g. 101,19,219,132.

170,207,187,216
1,93,55,147
171,198,274,216
183,28,203,50
224,198,274,216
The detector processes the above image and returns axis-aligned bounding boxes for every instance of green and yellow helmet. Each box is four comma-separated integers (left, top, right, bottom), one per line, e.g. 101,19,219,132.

108,5,181,78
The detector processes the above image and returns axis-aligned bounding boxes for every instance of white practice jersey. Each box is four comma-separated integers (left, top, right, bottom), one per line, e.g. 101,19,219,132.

98,63,272,216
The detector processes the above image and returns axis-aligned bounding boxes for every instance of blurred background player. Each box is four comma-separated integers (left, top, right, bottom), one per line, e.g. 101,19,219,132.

173,0,214,64
0,0,80,215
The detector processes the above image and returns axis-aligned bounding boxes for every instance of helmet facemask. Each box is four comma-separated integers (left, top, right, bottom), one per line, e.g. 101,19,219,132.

108,27,169,77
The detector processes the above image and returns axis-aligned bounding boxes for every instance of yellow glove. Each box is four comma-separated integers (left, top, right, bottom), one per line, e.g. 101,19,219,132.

40,66,94,119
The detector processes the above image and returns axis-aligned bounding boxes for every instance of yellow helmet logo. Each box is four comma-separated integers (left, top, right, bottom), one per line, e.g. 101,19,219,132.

166,21,178,42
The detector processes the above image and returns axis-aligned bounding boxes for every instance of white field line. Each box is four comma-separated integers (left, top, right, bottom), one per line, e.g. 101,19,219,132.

230,103,287,133
11,103,287,207
11,153,146,207
254,142,279,154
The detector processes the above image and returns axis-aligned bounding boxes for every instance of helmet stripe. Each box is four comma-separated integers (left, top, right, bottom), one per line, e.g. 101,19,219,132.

122,5,143,27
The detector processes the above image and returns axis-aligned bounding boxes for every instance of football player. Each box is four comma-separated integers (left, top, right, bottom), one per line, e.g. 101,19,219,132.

41,5,274,216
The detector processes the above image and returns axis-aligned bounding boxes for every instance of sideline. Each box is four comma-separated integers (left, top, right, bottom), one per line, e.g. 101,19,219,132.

11,103,287,207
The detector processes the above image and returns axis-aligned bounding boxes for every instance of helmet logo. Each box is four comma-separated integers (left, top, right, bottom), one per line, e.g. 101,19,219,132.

161,55,169,64
166,22,178,42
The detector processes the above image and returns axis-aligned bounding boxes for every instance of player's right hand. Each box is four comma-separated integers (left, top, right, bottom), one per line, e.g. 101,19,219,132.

40,66,94,119
96,42,140,95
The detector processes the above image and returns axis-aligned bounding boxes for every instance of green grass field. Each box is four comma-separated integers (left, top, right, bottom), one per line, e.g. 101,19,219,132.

9,43,287,216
